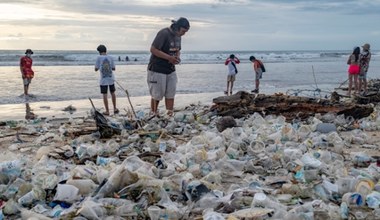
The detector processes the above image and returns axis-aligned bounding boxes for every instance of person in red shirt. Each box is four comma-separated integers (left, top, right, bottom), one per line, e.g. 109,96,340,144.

250,56,264,93
20,49,35,96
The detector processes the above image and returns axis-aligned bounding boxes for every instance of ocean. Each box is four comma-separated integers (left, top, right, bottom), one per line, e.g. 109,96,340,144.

1,49,379,105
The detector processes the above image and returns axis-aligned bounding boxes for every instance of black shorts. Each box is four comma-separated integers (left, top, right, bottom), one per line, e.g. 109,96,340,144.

100,84,116,94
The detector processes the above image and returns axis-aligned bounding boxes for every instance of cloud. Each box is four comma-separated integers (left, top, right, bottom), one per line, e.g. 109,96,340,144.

0,0,379,50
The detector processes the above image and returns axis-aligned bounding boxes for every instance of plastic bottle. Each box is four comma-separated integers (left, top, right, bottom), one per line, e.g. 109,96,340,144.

95,166,123,198
336,177,354,195
340,202,349,219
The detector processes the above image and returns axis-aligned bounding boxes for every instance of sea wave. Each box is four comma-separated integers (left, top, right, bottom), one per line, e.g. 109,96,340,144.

1,50,378,66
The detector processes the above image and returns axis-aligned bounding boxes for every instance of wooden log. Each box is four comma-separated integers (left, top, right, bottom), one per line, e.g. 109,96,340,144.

211,91,374,120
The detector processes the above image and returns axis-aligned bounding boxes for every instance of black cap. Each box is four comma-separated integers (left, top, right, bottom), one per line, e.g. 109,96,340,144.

25,49,33,54
249,56,256,61
97,45,107,53
176,17,190,29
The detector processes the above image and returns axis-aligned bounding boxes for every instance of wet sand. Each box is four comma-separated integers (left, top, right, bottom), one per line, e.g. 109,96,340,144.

0,92,221,121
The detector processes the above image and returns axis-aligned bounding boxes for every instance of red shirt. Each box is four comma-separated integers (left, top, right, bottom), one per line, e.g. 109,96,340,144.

20,56,34,79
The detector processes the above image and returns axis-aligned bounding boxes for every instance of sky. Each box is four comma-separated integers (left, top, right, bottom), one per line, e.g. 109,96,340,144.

0,0,379,51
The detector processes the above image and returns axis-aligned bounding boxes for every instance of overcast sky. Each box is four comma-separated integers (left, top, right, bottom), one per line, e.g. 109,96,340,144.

0,0,379,51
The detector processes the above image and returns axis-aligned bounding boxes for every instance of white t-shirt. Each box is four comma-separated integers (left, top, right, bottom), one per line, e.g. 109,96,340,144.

95,55,115,85
226,58,238,76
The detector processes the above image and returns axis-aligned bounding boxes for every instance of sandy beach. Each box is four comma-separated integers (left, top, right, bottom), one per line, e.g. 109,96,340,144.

0,92,221,122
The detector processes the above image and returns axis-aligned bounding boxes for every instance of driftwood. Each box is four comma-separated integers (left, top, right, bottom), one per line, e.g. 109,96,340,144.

211,91,374,121
353,91,380,104
336,79,380,104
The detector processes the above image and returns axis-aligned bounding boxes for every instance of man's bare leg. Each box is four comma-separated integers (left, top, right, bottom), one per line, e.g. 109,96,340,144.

103,94,109,115
151,98,159,115
165,98,174,116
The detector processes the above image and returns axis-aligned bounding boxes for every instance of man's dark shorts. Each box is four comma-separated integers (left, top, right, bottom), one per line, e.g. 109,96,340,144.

100,84,116,94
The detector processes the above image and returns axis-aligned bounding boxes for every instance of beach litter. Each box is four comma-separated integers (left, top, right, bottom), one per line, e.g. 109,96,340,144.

1,93,380,219
89,98,121,138
62,105,77,114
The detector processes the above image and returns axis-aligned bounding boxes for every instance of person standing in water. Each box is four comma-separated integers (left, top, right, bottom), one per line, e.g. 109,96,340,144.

147,17,190,116
20,49,35,96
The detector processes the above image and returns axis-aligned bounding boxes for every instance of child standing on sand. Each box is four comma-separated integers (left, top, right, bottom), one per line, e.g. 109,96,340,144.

95,44,119,116
224,54,240,96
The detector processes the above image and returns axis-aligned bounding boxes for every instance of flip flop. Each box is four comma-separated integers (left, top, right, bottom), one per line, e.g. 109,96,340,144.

102,112,110,116
167,110,174,117
114,109,120,114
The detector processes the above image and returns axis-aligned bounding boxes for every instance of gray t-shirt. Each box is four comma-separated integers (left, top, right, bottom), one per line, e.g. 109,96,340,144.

148,27,181,74
95,55,115,85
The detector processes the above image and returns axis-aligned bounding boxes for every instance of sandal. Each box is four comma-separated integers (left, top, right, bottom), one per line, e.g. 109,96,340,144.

251,89,259,93
114,109,120,114
149,111,160,118
103,111,110,116
167,110,174,117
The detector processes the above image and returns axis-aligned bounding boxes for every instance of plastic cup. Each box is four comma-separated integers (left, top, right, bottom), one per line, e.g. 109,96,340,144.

304,169,319,182
18,190,35,205
147,206,161,220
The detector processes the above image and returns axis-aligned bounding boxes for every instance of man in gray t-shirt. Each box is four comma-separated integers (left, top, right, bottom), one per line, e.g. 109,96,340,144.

147,17,190,117
95,44,118,116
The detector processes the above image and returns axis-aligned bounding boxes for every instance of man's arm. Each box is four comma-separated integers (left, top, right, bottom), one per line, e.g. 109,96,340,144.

95,58,99,71
20,58,24,74
150,46,179,65
225,58,230,65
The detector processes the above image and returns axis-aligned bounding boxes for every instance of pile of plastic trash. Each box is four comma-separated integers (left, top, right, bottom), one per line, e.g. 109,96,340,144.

1,104,380,219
